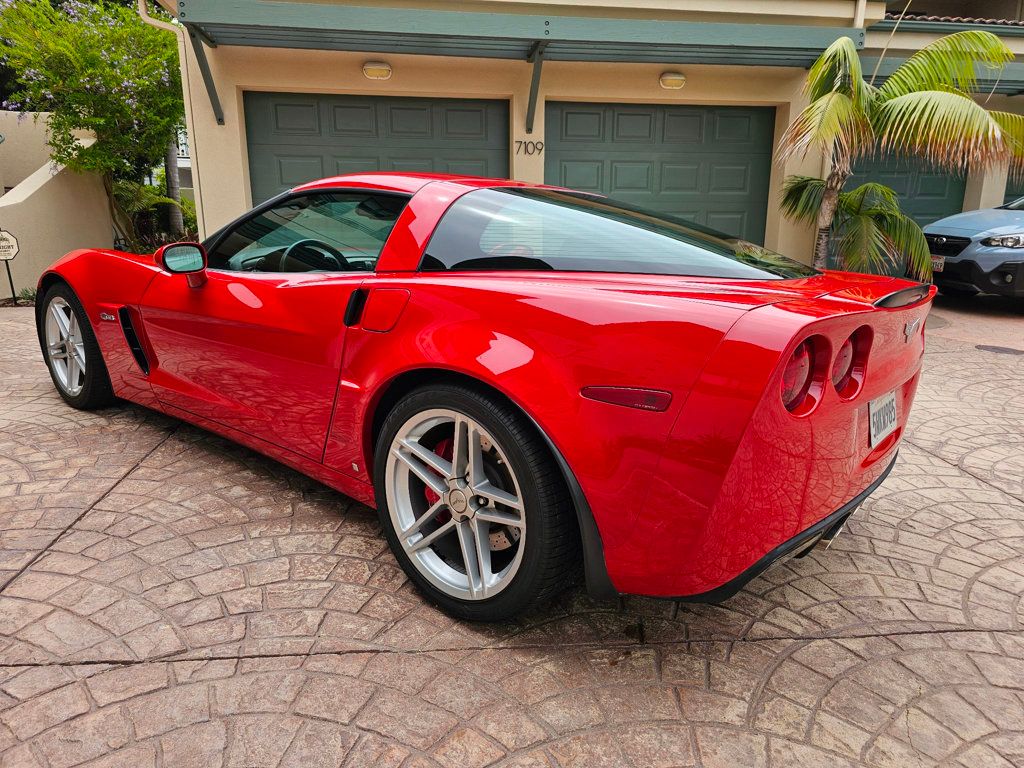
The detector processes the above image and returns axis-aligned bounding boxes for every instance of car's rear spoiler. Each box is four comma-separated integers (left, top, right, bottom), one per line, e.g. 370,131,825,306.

873,284,933,308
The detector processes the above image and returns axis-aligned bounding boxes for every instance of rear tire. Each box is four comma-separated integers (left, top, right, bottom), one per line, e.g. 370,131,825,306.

37,283,116,410
374,383,578,621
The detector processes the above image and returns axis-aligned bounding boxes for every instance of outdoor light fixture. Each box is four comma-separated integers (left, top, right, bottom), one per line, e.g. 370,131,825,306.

362,61,393,80
659,71,686,90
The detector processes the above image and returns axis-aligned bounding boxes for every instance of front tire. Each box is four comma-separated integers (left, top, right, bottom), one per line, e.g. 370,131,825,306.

37,283,116,410
937,284,979,298
374,383,578,621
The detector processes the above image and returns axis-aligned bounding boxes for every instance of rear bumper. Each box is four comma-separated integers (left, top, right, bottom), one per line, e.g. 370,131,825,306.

935,258,1024,297
673,451,898,603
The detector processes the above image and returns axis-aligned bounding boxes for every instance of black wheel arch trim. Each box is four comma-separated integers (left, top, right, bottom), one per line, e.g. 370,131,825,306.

519,411,618,600
368,367,618,600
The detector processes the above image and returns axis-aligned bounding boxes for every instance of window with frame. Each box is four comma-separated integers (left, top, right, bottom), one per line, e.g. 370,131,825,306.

207,191,409,273
421,188,818,279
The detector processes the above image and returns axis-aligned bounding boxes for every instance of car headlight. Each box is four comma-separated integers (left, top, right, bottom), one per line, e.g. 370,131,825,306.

981,234,1024,248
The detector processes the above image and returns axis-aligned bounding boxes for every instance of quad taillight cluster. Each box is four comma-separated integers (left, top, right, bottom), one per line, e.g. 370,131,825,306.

781,327,871,414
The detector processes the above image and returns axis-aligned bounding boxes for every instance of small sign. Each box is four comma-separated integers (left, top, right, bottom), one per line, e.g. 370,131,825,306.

0,230,19,261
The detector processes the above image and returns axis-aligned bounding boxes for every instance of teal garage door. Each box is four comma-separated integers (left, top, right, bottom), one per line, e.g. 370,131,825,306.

544,103,776,243
244,93,510,204
1004,176,1024,206
848,156,965,227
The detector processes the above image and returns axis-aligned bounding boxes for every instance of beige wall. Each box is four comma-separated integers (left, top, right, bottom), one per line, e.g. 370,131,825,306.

0,111,54,194
179,40,821,260
0,152,113,294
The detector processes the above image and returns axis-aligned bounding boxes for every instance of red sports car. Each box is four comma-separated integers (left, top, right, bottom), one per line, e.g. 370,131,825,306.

36,173,933,621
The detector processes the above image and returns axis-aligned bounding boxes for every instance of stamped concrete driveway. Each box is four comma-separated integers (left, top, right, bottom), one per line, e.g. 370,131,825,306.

0,295,1022,768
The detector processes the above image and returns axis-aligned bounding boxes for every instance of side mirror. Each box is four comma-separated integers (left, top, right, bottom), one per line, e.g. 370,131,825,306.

156,242,207,288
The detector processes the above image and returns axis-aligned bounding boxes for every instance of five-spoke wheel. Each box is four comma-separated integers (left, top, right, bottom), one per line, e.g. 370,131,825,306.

375,384,578,620
37,283,114,410
44,296,87,396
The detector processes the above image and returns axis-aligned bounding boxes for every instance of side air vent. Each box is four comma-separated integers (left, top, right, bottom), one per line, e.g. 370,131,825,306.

117,307,150,375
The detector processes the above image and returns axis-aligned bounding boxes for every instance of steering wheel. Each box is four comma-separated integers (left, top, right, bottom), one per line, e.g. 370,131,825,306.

487,243,535,259
280,239,351,272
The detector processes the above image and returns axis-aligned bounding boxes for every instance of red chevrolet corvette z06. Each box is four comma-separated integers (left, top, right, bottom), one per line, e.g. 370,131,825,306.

36,173,934,621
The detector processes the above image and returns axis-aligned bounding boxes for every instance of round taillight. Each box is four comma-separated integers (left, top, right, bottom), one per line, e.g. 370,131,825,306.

781,340,813,412
832,336,855,391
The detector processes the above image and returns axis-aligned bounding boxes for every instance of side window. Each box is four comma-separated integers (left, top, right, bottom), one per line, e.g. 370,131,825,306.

207,192,409,273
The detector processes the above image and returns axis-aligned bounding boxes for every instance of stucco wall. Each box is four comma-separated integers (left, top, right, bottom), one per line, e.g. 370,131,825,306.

0,156,113,295
178,39,823,261
0,111,54,194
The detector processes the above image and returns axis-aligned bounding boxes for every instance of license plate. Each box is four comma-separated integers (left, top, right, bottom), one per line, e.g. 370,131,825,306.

930,254,945,272
868,390,898,448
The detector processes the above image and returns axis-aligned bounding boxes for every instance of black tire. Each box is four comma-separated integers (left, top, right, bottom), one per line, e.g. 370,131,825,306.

36,282,116,410
374,383,579,621
937,284,978,298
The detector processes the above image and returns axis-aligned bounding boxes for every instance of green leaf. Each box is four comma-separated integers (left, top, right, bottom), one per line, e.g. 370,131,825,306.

874,90,1011,171
879,30,1013,100
777,91,874,161
780,176,826,225
806,37,873,106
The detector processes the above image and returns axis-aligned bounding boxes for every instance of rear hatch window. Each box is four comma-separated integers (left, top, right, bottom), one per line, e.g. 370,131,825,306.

422,188,818,280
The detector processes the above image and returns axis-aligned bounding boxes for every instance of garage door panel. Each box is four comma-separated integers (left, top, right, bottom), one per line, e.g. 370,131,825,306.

546,102,774,243
611,162,653,193
663,111,703,143
245,93,509,204
269,101,321,136
553,160,604,192
444,159,491,176
849,155,965,227
613,111,657,142
333,156,380,175
329,104,376,137
708,211,747,235
660,162,700,193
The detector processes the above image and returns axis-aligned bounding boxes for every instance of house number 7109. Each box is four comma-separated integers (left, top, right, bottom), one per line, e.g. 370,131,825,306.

515,140,544,155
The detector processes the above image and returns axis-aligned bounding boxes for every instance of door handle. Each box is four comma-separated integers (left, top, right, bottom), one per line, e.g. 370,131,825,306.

343,288,369,326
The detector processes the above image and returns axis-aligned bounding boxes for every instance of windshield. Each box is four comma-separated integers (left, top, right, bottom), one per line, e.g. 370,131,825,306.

1002,197,1024,210
422,188,818,280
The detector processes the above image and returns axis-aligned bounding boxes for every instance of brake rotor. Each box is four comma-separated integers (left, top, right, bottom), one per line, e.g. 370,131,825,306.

422,433,520,552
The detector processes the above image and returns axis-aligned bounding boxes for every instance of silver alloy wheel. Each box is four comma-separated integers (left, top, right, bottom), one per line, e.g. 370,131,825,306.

44,296,86,397
385,408,526,601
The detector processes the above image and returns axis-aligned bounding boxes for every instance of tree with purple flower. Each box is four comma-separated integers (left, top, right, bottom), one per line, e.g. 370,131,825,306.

0,0,183,244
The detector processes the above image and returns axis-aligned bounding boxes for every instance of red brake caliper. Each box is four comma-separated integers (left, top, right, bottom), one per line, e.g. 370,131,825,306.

424,437,454,523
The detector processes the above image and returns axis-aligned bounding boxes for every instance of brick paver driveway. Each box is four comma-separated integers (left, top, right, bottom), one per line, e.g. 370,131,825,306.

1,295,1022,768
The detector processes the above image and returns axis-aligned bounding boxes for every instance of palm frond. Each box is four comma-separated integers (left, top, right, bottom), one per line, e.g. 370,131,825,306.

878,30,1012,100
833,207,897,275
877,210,932,281
806,36,872,106
112,180,181,216
830,182,931,279
780,175,826,224
874,90,1010,170
777,91,874,161
990,111,1024,176
839,181,900,214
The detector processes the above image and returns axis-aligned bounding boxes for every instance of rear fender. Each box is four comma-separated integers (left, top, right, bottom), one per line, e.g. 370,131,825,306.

324,277,743,548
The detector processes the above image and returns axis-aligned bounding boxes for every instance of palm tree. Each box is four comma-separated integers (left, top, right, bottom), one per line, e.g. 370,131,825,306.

782,178,930,277
778,31,1024,275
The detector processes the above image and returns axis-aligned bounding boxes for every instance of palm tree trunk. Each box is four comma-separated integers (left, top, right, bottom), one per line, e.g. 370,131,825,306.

165,139,184,237
812,158,852,270
103,173,136,248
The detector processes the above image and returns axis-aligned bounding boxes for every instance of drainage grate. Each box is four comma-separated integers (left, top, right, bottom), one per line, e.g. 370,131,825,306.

976,344,1024,355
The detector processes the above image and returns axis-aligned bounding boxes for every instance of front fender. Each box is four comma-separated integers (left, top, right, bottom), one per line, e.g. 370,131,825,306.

39,248,161,405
